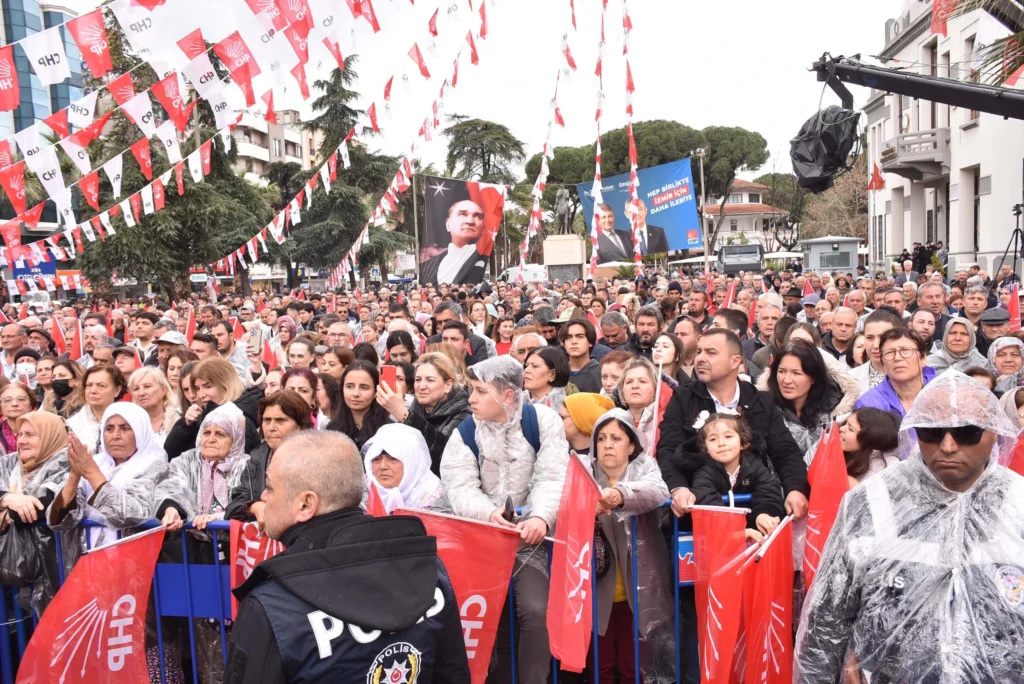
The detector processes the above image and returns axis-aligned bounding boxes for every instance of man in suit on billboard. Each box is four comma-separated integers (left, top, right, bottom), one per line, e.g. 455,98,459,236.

595,203,634,262
419,197,488,285
624,198,669,255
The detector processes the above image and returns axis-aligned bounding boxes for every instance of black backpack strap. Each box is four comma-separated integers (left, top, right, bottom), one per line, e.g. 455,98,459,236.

456,415,480,461
521,403,541,453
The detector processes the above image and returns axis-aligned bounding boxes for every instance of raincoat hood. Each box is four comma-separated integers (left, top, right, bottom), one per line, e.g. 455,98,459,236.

590,408,644,461
363,423,442,514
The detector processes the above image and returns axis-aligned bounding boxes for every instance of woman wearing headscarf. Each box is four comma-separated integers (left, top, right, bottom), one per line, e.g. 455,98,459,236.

925,318,988,373
272,315,297,368
0,412,76,613
987,336,1024,395
363,423,448,514
50,403,169,548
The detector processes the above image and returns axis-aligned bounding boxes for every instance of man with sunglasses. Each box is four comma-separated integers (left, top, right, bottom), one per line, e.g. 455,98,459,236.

798,370,1024,682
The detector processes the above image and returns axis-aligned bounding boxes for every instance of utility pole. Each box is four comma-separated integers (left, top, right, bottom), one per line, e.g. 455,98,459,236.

696,147,710,275
411,173,421,277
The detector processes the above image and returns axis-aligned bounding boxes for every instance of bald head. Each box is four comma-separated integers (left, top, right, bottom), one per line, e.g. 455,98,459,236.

276,430,364,513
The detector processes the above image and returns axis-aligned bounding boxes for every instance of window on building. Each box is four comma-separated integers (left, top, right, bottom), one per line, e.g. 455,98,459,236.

820,252,851,269
726,194,743,204
973,168,981,253
748,193,761,204
274,139,281,156
730,218,738,232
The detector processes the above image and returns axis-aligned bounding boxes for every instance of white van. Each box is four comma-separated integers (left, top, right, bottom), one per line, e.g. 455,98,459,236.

21,290,53,311
498,264,548,283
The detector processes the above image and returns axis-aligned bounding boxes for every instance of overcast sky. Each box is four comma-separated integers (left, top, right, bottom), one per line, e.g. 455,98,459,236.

66,0,902,180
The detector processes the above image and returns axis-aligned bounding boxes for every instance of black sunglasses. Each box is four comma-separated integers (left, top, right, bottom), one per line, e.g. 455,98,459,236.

916,426,985,446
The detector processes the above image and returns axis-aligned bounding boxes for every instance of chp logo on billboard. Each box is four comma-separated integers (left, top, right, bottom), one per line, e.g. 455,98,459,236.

577,158,703,264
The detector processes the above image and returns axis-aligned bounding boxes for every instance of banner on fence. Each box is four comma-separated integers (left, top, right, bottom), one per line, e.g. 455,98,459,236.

577,158,703,263
16,527,165,684
230,520,286,619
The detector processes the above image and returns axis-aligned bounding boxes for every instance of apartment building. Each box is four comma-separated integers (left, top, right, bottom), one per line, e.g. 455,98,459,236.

232,108,322,180
704,179,795,251
865,0,1024,275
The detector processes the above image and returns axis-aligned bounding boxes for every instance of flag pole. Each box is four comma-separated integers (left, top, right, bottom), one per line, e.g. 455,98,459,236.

755,515,794,562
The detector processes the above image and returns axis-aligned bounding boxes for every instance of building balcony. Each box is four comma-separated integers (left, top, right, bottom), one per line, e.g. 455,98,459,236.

236,141,271,163
879,128,950,182
284,154,304,167
237,113,269,134
284,127,302,144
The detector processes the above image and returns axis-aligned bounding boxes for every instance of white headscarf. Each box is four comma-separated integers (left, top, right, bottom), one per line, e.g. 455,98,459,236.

362,424,441,514
86,402,168,545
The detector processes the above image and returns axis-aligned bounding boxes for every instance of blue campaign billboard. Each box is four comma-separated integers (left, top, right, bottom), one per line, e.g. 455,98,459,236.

577,158,703,264
12,258,56,281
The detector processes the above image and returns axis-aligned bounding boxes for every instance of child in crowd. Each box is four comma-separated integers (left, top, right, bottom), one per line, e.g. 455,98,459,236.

691,413,785,543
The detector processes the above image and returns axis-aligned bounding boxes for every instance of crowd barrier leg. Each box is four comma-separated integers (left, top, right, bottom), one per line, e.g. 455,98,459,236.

152,561,168,684
1,587,13,684
180,532,200,684
508,576,517,684
591,543,599,680
11,598,26,656
630,516,641,684
673,514,681,684
211,530,229,665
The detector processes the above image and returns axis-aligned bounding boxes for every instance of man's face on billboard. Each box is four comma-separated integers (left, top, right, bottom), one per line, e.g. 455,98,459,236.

446,200,485,248
598,206,616,233
624,199,648,223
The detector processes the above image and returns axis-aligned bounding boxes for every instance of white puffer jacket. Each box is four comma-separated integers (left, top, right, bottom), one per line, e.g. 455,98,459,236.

440,403,568,531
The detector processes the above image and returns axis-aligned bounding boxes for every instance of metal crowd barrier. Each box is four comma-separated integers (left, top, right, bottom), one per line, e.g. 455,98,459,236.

2,495,753,684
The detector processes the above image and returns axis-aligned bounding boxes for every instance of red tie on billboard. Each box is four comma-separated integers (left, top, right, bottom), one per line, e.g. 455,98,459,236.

397,508,520,684
366,482,388,517
184,305,197,344
229,520,285,619
743,520,795,684
16,527,165,683
1010,284,1021,332
803,422,849,590
546,455,602,673
692,507,749,684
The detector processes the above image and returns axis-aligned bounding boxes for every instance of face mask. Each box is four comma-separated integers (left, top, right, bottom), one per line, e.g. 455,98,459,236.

15,363,36,380
52,379,73,397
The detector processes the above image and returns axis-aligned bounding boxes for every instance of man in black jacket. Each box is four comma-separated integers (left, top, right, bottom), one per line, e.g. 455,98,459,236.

622,306,661,359
429,301,494,364
226,431,470,684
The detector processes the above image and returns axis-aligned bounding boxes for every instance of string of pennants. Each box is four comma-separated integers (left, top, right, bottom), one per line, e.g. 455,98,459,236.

0,0,490,285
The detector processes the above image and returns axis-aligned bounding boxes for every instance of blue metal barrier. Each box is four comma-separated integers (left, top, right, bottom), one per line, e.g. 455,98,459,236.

3,495,755,683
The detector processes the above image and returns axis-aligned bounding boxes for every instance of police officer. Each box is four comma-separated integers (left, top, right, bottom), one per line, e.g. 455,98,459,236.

225,431,470,683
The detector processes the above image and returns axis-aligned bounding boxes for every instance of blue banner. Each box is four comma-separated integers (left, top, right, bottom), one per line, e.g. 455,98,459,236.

12,258,56,280
577,159,702,263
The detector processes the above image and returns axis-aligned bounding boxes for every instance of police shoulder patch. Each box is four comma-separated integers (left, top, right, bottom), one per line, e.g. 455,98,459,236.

367,642,422,684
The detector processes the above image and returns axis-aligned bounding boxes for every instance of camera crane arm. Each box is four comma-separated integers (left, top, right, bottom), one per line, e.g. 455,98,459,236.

813,53,1024,121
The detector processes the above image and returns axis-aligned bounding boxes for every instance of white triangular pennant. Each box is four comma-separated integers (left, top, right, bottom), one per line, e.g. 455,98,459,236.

53,188,75,226
141,184,155,215
100,211,116,236
58,138,92,174
68,90,98,130
183,52,221,99
186,149,203,183
155,120,182,165
13,127,43,168
103,154,124,199
319,164,331,194
119,199,136,227
21,26,71,86
219,129,232,154
289,198,301,225
339,141,350,169
122,92,158,138
81,221,96,242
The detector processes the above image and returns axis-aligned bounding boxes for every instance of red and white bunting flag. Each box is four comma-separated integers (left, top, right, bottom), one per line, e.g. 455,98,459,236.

81,170,100,211
152,178,165,211
67,90,97,130
100,210,116,235
479,1,488,39
155,120,182,165
931,0,958,36
129,193,142,222
67,110,112,149
408,43,431,79
383,75,393,101
349,0,381,31
367,102,380,133
67,9,112,79
121,91,156,137
743,521,795,684
103,153,123,199
428,8,439,36
59,136,92,175
152,73,193,132
285,25,309,65
130,138,153,180
398,508,520,684
279,0,314,36
21,26,71,86
0,161,26,215
803,423,849,590
200,140,213,175
108,72,136,106
323,37,344,69
229,520,285,618
22,202,44,229
214,31,261,98
244,0,286,31
187,149,203,183
466,31,479,65
290,63,310,99
177,27,208,60
0,140,12,170
174,161,185,195
546,455,602,672
16,528,165,683
0,46,20,112
43,109,69,138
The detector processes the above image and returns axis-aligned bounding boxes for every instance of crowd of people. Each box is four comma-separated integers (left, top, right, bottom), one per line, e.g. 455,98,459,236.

2,258,1024,683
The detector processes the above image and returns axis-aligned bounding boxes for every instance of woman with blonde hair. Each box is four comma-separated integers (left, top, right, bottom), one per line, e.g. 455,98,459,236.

129,366,181,446
377,352,471,474
424,342,469,386
163,357,261,460
66,365,126,454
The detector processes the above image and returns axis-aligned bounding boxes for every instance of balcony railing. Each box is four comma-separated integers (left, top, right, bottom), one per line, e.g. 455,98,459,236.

879,127,951,181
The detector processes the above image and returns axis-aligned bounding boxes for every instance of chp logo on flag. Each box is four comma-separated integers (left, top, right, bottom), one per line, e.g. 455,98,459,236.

0,45,20,112
366,642,421,684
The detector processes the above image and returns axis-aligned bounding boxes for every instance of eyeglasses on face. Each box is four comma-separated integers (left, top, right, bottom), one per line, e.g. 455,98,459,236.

916,425,985,446
881,347,919,361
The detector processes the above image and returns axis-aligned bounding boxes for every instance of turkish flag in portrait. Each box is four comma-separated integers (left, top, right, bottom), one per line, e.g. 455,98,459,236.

803,422,849,590
229,520,285,619
692,507,749,684
546,455,602,673
397,508,520,684
743,521,795,684
16,527,165,683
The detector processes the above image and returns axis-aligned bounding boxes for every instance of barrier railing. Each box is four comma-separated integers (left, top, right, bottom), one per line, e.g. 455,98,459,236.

2,495,753,684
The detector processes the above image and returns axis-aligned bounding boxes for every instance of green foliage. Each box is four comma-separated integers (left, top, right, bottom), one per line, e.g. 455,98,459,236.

752,172,809,224
442,115,526,185
289,184,370,270
615,264,637,279
303,59,366,166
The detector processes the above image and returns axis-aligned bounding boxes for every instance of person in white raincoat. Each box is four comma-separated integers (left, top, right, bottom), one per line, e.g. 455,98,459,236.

363,423,449,514
795,370,1024,683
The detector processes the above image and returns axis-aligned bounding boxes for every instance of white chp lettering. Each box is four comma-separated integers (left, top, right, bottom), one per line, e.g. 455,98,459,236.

460,595,486,659
107,594,136,671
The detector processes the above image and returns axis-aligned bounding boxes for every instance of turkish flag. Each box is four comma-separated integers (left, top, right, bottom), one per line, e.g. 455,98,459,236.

743,521,795,684
722,280,737,309
67,9,112,79
16,527,165,683
0,45,20,112
81,170,101,211
131,138,153,180
366,482,388,517
692,507,749,684
1011,284,1021,332
261,338,277,370
229,520,285,619
231,316,244,340
0,160,25,215
546,455,601,672
803,422,848,590
184,305,197,344
397,508,520,684
408,43,431,79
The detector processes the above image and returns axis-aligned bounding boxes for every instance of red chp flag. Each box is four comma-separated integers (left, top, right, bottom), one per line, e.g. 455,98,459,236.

67,9,112,79
68,315,84,360
546,455,602,672
868,162,885,191
722,280,737,309
16,527,165,683
214,32,261,100
184,305,197,343
229,520,285,619
1011,284,1022,332
398,509,520,684
693,506,749,684
743,521,795,684
261,338,278,370
803,277,815,296
366,481,388,517
0,160,25,216
0,45,19,112
130,138,153,180
803,422,849,590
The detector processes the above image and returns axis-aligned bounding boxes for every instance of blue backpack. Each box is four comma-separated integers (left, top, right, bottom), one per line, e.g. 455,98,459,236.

456,403,541,462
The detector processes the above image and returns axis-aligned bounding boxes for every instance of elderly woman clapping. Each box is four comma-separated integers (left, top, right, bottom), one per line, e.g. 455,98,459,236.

158,404,252,531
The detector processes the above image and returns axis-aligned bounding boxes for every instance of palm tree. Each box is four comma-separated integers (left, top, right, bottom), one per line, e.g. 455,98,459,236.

951,1,1024,84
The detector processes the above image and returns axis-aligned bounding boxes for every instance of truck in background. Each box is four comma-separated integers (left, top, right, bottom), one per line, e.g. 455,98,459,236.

717,244,764,275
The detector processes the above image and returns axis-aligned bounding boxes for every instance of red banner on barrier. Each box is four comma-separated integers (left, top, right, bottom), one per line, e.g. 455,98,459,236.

398,508,519,684
229,520,285,619
16,527,165,683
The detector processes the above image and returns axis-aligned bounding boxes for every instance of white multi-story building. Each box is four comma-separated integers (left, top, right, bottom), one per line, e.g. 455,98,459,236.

704,179,795,251
865,0,1024,275
232,109,323,182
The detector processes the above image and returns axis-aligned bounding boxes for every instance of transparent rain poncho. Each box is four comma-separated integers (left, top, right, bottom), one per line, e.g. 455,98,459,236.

795,371,1024,683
